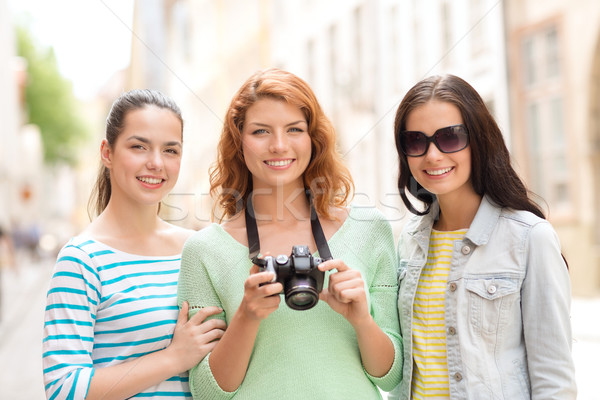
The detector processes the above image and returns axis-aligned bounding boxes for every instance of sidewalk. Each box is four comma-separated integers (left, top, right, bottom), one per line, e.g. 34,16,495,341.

571,296,600,400
0,256,53,400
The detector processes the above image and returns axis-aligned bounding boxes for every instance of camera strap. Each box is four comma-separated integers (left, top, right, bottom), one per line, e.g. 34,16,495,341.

245,190,333,263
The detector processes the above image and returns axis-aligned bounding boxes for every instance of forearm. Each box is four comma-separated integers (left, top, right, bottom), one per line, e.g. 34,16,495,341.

353,316,395,378
208,311,261,392
85,347,181,400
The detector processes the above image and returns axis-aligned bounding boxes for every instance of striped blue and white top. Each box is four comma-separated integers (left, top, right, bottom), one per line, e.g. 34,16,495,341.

42,236,191,400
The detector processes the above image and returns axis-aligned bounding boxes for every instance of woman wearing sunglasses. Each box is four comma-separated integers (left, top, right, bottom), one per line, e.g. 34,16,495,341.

388,75,576,400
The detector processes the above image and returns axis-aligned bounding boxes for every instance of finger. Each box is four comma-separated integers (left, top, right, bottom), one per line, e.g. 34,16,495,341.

176,301,190,326
197,317,228,332
257,293,281,309
328,273,363,289
329,275,364,292
335,287,366,303
189,305,224,323
245,271,276,289
318,259,348,272
260,282,283,296
249,264,260,274
203,328,226,342
199,341,219,354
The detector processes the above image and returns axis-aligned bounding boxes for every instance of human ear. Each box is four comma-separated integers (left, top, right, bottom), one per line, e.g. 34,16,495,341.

100,139,112,169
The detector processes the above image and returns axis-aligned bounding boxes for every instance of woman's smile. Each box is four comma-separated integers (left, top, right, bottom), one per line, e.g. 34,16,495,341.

264,158,295,168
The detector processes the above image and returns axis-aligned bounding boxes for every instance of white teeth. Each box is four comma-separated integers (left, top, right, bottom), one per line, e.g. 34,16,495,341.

138,177,162,184
265,159,293,167
426,167,452,176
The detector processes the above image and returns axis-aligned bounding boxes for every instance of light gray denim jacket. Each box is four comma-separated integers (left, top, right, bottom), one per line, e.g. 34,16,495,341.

388,195,576,400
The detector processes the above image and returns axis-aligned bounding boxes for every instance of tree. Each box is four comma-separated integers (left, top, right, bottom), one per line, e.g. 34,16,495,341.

16,25,89,165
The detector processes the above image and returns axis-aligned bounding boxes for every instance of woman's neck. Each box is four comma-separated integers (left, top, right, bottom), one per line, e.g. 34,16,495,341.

250,184,311,225
93,197,162,239
435,190,482,231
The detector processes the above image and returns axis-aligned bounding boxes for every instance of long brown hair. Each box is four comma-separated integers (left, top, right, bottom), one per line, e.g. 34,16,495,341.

87,89,183,218
210,68,354,220
394,74,544,219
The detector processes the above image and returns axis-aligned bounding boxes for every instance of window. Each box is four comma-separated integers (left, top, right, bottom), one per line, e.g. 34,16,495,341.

527,102,545,197
520,23,570,208
546,27,560,79
522,37,537,86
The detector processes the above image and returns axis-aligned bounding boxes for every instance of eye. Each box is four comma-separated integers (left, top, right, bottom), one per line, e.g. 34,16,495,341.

288,126,305,133
131,144,146,150
165,148,180,155
252,128,269,135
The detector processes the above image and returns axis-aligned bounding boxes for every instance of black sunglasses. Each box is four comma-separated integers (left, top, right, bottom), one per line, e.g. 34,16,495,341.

400,124,469,157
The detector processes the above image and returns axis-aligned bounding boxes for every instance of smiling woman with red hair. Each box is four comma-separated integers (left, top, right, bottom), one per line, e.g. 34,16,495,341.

209,67,353,220
178,68,402,399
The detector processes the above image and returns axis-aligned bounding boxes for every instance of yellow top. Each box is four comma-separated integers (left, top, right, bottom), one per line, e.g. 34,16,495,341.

411,229,467,399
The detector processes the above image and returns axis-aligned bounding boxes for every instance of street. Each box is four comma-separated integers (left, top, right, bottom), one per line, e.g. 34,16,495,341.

0,256,51,399
1,259,599,399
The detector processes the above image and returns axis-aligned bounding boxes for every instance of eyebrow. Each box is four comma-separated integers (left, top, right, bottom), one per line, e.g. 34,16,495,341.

126,135,182,147
248,120,307,128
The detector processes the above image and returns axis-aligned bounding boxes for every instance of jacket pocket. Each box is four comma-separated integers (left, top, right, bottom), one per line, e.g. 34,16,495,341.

465,276,520,335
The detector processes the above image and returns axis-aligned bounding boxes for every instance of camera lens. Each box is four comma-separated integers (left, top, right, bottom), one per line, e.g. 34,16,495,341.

285,276,319,310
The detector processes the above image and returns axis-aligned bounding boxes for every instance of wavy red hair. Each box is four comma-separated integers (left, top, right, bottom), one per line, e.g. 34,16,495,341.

210,68,353,220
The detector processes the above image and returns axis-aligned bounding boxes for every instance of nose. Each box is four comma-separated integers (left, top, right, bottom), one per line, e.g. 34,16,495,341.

423,139,443,161
269,131,289,153
146,149,164,170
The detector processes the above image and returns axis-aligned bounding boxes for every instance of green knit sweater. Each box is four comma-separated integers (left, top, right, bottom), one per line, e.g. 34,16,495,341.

177,206,403,399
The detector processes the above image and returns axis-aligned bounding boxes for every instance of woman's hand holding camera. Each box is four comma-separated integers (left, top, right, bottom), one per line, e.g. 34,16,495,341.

318,259,370,327
239,264,283,321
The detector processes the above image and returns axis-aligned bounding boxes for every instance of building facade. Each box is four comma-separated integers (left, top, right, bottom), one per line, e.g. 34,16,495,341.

0,0,21,232
504,0,600,295
129,0,600,294
130,0,509,236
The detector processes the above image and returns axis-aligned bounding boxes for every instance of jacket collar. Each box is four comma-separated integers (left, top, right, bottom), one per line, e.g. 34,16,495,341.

465,195,501,246
408,194,500,248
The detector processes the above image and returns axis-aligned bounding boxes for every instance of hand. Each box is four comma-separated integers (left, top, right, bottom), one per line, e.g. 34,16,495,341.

238,263,283,321
318,259,370,327
167,301,227,372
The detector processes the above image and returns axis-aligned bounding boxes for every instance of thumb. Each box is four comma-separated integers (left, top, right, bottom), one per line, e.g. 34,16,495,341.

319,289,331,304
176,301,190,326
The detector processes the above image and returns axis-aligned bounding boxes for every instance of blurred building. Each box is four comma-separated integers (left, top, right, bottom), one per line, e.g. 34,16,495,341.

0,0,45,251
504,0,600,295
0,0,21,232
130,0,508,231
129,0,598,294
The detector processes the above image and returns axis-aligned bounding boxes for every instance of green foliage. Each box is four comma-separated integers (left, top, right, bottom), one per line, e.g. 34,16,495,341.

16,25,89,165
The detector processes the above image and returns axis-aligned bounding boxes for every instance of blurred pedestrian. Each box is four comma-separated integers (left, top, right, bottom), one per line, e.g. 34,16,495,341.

42,89,226,400
389,74,576,399
0,225,16,273
177,68,402,399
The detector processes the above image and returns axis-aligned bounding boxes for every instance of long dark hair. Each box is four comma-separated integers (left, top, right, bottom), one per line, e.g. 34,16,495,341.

394,74,544,219
87,89,183,218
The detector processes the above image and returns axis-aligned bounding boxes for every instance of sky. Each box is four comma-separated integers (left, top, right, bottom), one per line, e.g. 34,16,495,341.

9,0,135,100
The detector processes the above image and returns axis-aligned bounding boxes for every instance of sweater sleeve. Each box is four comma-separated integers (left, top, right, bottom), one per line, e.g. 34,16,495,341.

177,229,238,400
42,243,100,400
520,221,577,399
359,209,404,392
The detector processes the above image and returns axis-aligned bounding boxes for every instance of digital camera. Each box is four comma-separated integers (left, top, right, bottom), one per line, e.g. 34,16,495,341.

256,245,325,310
